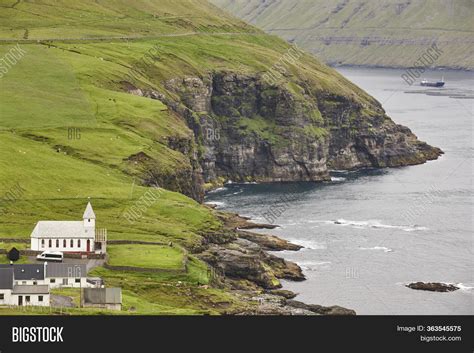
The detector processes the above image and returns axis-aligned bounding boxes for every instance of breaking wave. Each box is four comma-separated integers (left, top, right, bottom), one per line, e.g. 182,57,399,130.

298,261,332,271
359,246,393,253
285,239,327,250
331,176,347,182
204,201,226,208
456,283,474,291
326,219,428,232
206,187,228,194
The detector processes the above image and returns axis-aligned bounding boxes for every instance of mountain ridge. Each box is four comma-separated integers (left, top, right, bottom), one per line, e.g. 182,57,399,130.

212,0,474,70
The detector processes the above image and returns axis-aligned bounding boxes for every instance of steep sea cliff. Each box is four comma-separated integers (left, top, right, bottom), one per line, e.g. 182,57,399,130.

126,71,442,201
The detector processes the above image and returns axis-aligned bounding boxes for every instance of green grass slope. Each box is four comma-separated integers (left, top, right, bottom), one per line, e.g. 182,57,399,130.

213,0,474,70
0,0,260,315
0,0,254,39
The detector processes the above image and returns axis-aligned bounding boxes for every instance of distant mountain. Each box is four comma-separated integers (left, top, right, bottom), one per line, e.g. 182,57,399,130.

213,0,474,70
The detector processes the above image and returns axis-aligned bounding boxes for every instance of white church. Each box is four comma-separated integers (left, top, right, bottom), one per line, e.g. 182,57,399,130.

30,202,107,254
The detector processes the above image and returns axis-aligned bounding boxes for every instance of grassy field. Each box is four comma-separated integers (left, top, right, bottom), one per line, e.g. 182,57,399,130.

213,0,474,70
107,244,185,270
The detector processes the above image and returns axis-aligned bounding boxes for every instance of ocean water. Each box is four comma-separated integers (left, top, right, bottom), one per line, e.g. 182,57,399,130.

206,68,473,315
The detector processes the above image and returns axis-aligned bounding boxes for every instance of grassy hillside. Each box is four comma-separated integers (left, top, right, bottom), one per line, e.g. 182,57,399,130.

0,0,254,39
0,0,266,315
213,0,474,70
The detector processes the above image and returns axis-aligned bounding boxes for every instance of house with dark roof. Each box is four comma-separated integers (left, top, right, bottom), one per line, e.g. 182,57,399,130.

0,264,45,285
0,267,50,306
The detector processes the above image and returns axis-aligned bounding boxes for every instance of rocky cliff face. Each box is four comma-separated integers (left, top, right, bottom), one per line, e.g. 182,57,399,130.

163,71,442,189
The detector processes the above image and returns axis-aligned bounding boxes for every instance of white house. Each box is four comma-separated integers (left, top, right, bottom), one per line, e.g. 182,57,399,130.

45,263,88,289
30,202,107,254
12,285,50,307
0,268,50,307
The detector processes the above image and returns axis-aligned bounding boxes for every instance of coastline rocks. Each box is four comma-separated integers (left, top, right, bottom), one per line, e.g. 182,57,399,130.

218,211,279,231
198,244,282,289
237,230,302,251
198,237,305,289
286,300,356,315
238,294,315,315
406,282,459,292
266,289,298,299
197,209,347,315
200,229,237,245
235,294,357,315
217,212,302,251
197,218,304,289
264,254,305,281
237,223,279,230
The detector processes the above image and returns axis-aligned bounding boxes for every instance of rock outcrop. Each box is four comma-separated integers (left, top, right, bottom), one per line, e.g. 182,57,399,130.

286,300,357,315
198,237,304,289
266,289,298,299
237,230,302,251
194,210,305,291
406,282,459,292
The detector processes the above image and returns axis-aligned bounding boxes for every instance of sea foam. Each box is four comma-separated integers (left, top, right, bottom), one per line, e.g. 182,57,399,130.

204,201,226,208
330,176,347,182
359,246,393,253
206,187,228,194
298,261,332,271
285,239,327,250
456,283,474,291
329,219,428,232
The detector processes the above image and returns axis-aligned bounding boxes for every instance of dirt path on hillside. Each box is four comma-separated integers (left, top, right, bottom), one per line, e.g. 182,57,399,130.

0,32,263,43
